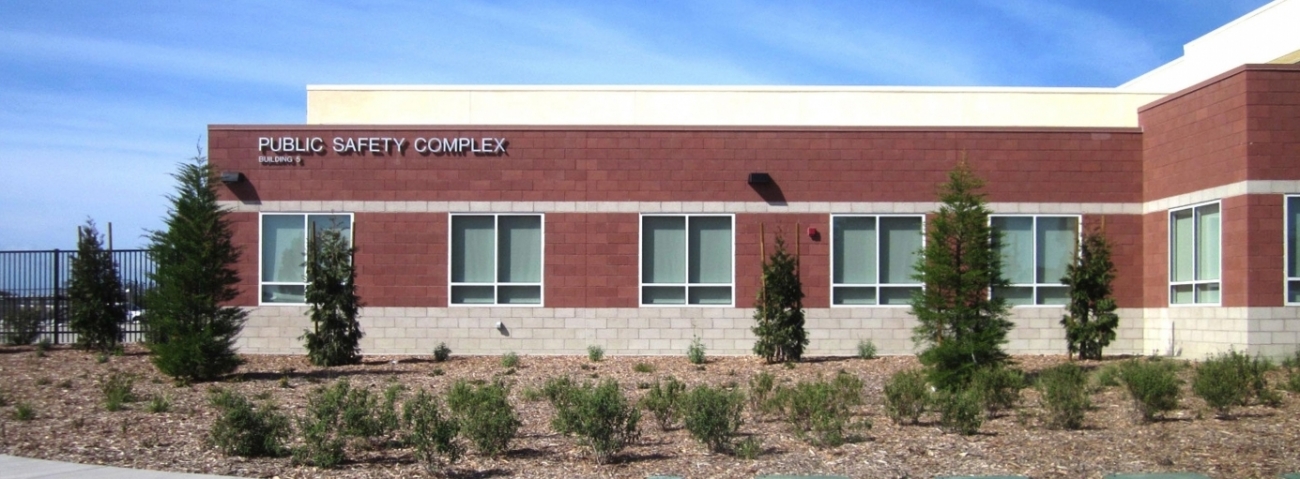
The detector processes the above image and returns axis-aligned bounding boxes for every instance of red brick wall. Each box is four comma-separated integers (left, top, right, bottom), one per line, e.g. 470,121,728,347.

1141,210,1168,308
1242,194,1285,307
210,128,1142,205
1246,69,1300,181
1081,214,1143,308
546,213,639,308
353,213,446,307
736,214,830,309
1140,71,1250,201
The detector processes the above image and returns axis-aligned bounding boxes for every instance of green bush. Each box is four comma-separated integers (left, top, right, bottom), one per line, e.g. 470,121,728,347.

856,339,878,360
35,338,51,357
208,389,291,458
1193,350,1280,417
640,376,685,430
752,234,808,363
501,352,520,369
294,382,350,467
147,394,172,413
681,384,744,453
884,369,930,425
1119,359,1182,422
1283,350,1300,393
687,336,706,365
68,220,126,352
1090,363,1122,390
971,366,1024,418
633,362,655,373
542,376,577,405
734,436,762,459
101,372,136,412
446,380,519,457
3,308,43,346
302,226,363,367
403,389,461,473
13,401,35,421
549,380,640,464
936,389,983,435
1037,363,1090,429
748,371,776,416
774,374,869,448
433,342,452,362
587,345,605,363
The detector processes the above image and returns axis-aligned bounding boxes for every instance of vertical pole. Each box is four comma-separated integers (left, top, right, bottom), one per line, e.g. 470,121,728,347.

108,222,113,252
795,222,801,278
759,222,766,315
52,249,60,345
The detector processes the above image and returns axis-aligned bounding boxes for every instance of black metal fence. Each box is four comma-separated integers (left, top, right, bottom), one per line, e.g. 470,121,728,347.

0,249,155,345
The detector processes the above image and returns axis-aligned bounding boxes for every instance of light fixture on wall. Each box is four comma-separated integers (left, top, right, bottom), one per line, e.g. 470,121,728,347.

220,171,244,184
747,172,772,185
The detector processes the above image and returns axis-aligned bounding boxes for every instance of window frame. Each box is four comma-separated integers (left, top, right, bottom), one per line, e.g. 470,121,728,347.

447,213,546,307
1285,195,1300,305
638,214,735,307
1168,201,1221,306
828,214,925,308
989,214,1081,308
258,212,355,306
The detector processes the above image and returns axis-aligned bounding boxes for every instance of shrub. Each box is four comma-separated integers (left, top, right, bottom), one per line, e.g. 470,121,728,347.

35,338,51,357
550,380,640,464
775,375,869,448
542,376,577,405
687,336,706,365
1193,350,1280,417
640,376,685,430
681,384,744,453
971,366,1024,418
1119,359,1181,422
936,389,983,435
734,436,762,459
302,226,363,367
433,342,452,362
145,158,246,383
752,234,808,363
748,371,776,416
446,380,519,457
911,161,1014,391
856,339,877,360
633,362,655,373
1037,363,1090,429
209,389,291,458
3,308,43,346
403,389,461,473
501,352,520,369
68,219,125,352
586,345,605,362
1091,363,1122,390
295,382,350,467
101,372,136,412
884,369,930,425
147,393,172,413
13,401,35,421
1060,226,1119,360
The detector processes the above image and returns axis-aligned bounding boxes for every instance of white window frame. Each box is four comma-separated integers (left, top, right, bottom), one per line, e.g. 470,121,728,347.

447,213,545,307
989,214,1081,307
829,214,925,308
1285,195,1300,305
1168,201,1221,306
638,214,735,307
258,212,355,306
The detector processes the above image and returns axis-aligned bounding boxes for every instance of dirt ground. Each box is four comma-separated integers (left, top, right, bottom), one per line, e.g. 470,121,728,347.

1,344,1297,479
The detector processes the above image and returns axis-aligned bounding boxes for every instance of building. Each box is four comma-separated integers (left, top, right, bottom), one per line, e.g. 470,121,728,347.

210,0,1300,358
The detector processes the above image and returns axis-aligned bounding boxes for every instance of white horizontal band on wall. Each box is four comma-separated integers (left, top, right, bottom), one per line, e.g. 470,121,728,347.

220,180,1300,216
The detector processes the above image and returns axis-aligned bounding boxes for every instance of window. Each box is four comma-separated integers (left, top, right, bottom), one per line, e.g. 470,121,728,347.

641,215,733,305
449,214,543,305
991,215,1079,306
261,213,353,304
1169,202,1220,305
1289,196,1300,304
831,215,923,305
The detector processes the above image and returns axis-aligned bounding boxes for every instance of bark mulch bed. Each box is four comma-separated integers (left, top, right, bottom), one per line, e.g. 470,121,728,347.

1,344,1298,478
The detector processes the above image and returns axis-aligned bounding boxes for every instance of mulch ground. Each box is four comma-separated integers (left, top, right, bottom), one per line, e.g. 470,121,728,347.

1,344,1298,478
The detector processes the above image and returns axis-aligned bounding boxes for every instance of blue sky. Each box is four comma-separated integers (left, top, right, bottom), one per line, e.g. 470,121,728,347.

0,0,1270,249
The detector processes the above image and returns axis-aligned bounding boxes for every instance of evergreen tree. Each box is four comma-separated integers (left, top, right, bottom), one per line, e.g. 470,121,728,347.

1061,226,1119,360
752,234,808,363
302,226,363,366
68,219,125,351
910,161,1014,390
145,155,247,382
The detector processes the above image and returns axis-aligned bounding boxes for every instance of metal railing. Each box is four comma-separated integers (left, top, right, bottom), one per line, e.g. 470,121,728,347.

0,249,154,345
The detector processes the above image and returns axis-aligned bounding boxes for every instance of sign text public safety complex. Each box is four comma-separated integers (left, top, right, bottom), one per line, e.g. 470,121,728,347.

257,136,508,164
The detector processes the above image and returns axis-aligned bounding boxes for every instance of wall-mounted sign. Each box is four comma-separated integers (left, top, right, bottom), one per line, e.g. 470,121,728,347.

257,136,508,158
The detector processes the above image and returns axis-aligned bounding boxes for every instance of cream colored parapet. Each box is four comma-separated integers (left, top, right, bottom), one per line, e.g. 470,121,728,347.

1120,0,1300,92
306,85,1164,128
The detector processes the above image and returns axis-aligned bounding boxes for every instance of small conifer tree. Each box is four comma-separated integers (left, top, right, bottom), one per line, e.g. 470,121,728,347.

910,161,1014,390
68,219,126,351
752,234,808,363
302,226,363,366
145,155,247,382
1061,226,1119,360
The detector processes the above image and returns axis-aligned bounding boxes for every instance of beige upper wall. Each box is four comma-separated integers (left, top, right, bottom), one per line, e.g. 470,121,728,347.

1119,0,1300,92
306,86,1163,128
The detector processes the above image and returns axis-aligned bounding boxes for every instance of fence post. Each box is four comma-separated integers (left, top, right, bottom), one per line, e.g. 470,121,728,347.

52,248,60,344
